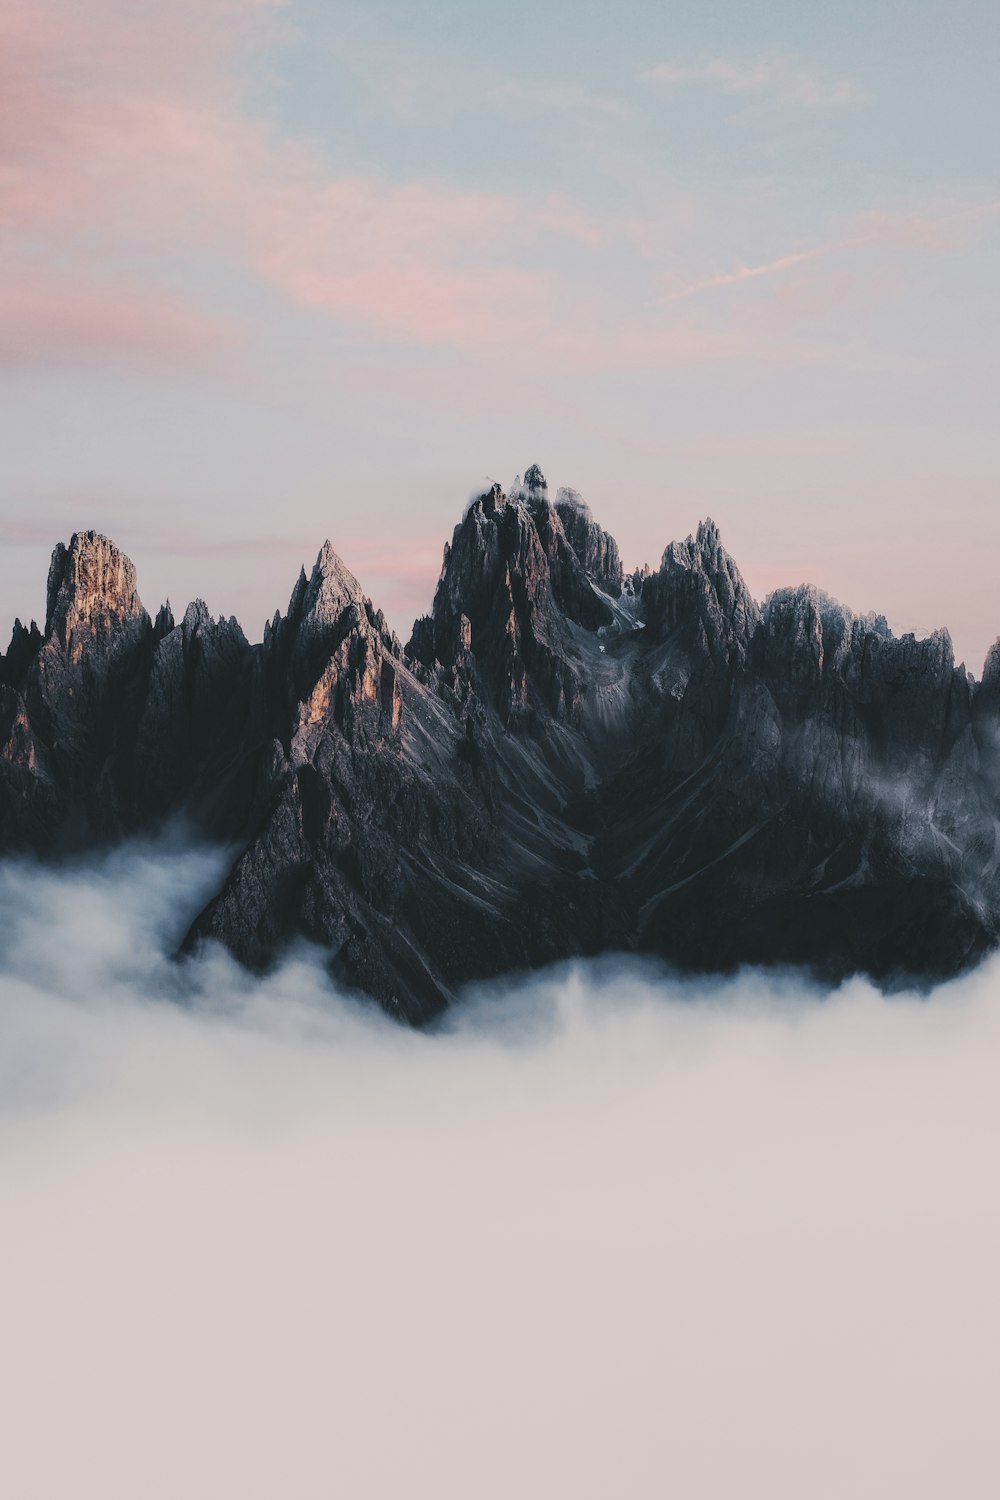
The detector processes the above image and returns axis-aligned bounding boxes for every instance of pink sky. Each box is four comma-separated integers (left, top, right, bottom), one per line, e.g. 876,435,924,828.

1,0,998,669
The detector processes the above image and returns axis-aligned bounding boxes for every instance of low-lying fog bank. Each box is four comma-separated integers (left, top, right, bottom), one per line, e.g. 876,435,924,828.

1,839,996,1498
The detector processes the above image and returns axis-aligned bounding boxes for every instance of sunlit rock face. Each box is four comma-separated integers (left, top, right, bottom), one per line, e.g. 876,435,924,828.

0,533,153,841
43,531,147,662
3,476,1000,1020
36,532,151,765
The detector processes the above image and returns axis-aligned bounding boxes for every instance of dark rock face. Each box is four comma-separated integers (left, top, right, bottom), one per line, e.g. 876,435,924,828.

4,479,1000,1021
553,487,623,596
407,473,614,724
132,600,253,830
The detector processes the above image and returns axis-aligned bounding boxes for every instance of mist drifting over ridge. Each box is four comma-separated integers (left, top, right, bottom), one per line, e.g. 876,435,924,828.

1,835,998,1499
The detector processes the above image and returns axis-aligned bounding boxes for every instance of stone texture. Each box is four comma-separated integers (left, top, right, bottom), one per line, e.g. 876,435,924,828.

554,487,623,596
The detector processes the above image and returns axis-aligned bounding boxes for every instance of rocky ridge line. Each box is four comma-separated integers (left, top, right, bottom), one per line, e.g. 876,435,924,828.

2,467,998,1020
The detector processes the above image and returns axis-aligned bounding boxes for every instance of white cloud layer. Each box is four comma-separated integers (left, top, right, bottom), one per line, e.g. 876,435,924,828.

1,838,998,1498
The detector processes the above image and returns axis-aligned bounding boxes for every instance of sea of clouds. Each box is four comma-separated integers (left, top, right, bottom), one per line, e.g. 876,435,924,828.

1,835,997,1499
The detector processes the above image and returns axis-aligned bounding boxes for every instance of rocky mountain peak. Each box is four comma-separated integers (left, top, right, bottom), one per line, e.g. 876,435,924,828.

763,581,849,636
523,463,547,496
762,586,954,678
554,486,590,518
264,541,402,747
44,531,148,658
553,486,623,596
9,535,154,818
661,516,723,572
181,598,212,633
300,541,366,628
981,637,1000,690
1,618,42,690
153,602,175,641
757,584,854,696
643,518,760,664
975,637,1000,727
407,474,621,720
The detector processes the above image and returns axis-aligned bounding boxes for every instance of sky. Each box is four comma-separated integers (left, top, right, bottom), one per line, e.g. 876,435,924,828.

1,835,998,1499
2,0,998,667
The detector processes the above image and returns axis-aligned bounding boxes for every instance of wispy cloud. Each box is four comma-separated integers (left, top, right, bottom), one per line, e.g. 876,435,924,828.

0,1,610,369
2,2,989,389
643,54,869,111
667,198,1000,303
669,248,829,301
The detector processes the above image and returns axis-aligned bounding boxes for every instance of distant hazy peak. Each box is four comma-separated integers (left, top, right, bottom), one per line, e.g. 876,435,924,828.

523,463,547,495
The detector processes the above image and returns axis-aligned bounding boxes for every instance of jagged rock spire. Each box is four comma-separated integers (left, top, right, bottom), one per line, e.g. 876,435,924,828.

407,474,621,719
523,463,547,496
300,541,366,627
554,487,623,596
44,531,148,654
642,517,760,664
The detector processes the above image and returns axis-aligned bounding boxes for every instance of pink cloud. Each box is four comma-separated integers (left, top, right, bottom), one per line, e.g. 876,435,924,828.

0,276,236,370
668,199,1000,308
0,0,747,373
11,4,989,379
0,1,588,365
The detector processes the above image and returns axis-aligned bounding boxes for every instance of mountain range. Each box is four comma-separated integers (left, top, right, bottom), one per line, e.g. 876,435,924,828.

3,464,997,1021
